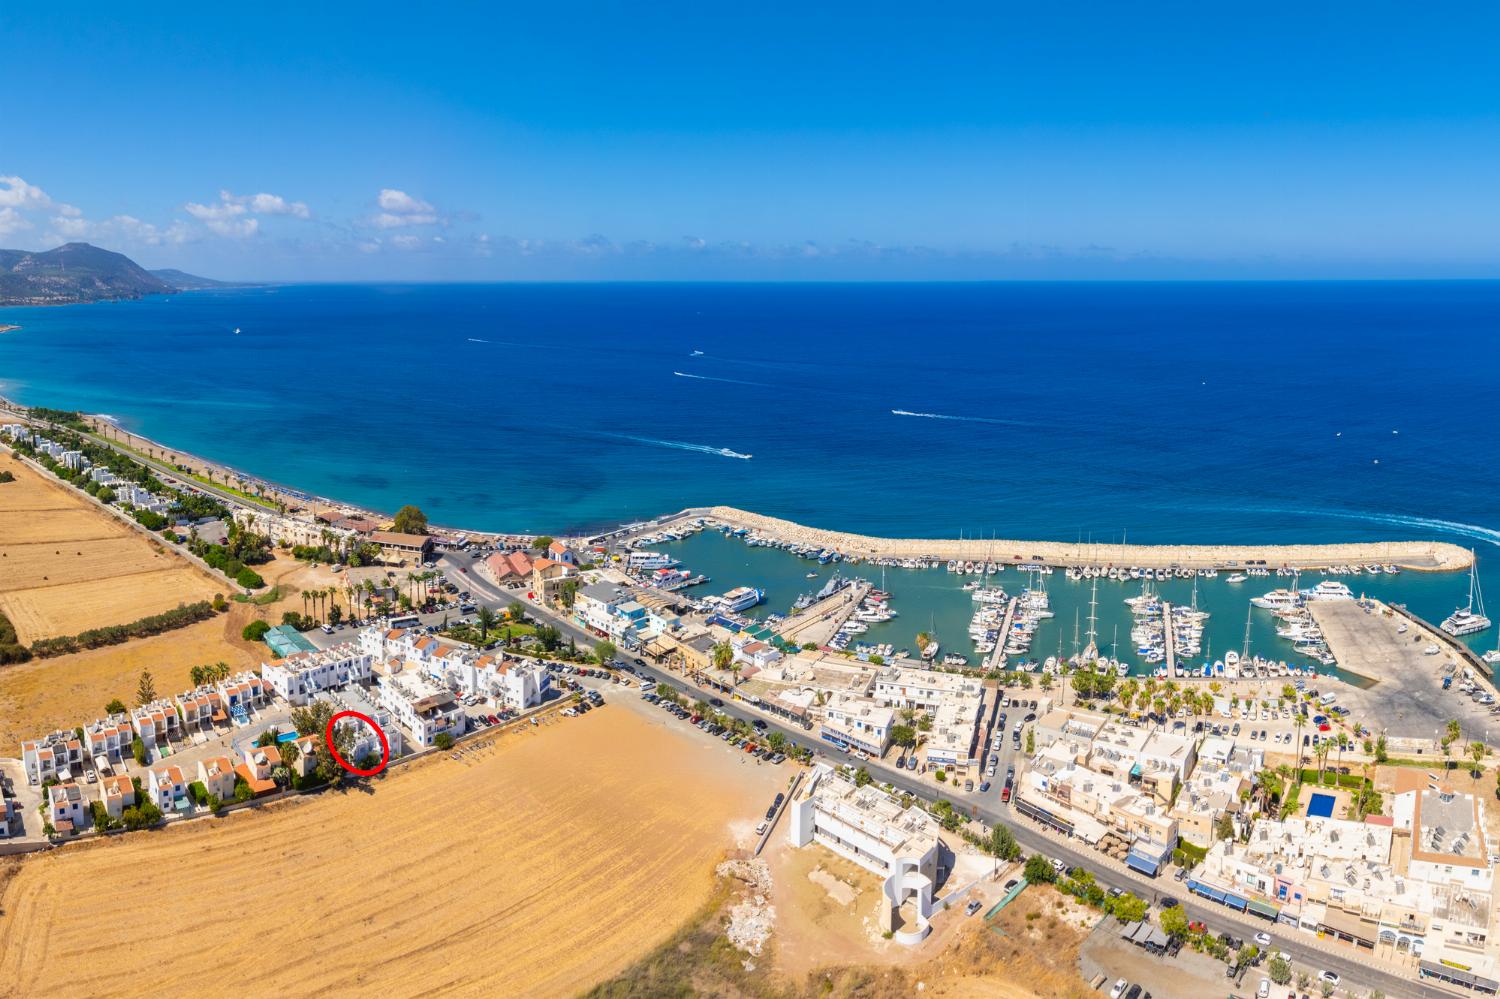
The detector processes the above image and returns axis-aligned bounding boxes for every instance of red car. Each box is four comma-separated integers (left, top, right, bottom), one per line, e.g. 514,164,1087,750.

1318,722,1331,732
1000,786,1012,802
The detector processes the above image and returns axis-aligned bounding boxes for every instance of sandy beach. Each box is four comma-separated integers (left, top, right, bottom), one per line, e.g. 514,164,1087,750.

701,505,1473,572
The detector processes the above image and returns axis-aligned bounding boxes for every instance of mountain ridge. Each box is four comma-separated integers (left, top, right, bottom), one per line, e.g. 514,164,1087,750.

0,243,227,306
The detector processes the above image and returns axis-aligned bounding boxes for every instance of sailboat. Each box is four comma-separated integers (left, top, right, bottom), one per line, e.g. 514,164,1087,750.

1442,552,1491,637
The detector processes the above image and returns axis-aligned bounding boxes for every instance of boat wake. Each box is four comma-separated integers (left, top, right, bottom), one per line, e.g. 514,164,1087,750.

466,338,490,343
890,409,1030,427
609,433,752,460
691,349,705,356
673,371,769,388
1205,504,1500,550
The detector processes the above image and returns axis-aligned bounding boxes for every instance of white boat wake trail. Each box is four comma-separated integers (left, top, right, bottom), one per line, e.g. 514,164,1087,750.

673,371,770,388
1216,505,1500,550
609,433,752,460
466,338,491,343
891,409,1032,427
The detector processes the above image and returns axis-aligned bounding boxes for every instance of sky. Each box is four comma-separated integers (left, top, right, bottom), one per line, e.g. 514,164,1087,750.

3,3,1499,280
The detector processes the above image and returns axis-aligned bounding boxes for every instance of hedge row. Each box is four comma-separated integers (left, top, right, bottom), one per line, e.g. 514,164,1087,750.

29,601,219,658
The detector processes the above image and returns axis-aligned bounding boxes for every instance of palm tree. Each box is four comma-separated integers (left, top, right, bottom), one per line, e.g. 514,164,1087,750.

301,591,310,620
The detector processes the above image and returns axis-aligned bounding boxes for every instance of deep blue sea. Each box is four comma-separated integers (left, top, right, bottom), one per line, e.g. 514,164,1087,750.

2,282,1499,665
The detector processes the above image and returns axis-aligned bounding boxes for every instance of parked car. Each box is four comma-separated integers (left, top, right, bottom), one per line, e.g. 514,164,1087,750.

1318,971,1340,987
1109,980,1128,999
965,898,983,916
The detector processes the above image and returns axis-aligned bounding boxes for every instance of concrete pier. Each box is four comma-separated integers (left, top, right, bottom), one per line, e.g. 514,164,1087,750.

1162,601,1176,676
986,597,1018,672
695,506,1472,572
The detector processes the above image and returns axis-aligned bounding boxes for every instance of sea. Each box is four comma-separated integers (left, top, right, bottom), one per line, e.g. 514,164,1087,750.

2,281,1498,671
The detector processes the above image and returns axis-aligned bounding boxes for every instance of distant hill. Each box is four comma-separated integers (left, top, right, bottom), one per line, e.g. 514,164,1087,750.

0,243,176,306
148,268,246,291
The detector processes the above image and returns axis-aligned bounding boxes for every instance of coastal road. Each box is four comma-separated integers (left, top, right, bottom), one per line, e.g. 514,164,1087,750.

435,555,1442,998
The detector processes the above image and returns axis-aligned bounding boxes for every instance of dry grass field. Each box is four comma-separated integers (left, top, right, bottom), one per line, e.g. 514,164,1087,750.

0,458,222,642
0,554,340,752
0,705,780,998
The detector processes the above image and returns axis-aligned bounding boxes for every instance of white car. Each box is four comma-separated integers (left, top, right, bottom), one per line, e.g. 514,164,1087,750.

1254,931,1272,946
1257,980,1269,999
1319,970,1340,986
1109,980,1127,999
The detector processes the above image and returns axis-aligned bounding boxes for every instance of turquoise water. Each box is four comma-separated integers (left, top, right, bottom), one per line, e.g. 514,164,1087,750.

654,529,1494,674
1,281,1497,662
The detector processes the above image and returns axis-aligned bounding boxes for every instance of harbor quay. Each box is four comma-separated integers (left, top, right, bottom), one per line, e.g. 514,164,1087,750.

687,506,1473,573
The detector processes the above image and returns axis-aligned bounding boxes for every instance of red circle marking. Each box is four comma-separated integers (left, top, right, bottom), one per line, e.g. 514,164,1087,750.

325,710,390,776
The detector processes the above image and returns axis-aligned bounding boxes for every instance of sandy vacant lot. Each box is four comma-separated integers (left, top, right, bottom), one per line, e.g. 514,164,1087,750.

0,706,784,998
0,457,222,642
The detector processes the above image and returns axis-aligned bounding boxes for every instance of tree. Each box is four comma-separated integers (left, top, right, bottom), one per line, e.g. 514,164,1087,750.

242,619,271,642
988,823,1021,861
1268,955,1293,985
1023,854,1057,884
1471,740,1487,776
392,505,429,535
1159,905,1189,939
853,767,873,787
256,728,279,748
1215,810,1235,841
1375,732,1388,763
435,732,454,750
131,737,147,766
712,640,734,672
1025,727,1035,754
890,724,917,749
534,624,562,651
1320,982,1334,999
328,603,343,626
136,669,156,706
1110,894,1148,923
280,739,301,773
593,639,617,665
475,605,499,640
530,535,555,551
105,698,126,715
291,699,336,737
1235,944,1259,970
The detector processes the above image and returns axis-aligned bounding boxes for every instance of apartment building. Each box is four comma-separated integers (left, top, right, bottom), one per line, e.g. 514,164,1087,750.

377,671,466,747
197,757,238,802
131,699,182,747
21,731,84,784
819,695,895,757
147,765,190,813
262,643,373,704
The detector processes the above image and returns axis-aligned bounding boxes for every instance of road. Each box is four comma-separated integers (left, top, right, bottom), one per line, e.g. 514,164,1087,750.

360,552,1442,998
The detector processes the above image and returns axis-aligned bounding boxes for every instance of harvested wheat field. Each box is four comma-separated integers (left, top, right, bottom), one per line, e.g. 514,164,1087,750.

0,617,259,751
0,459,222,642
0,705,782,998
0,552,333,753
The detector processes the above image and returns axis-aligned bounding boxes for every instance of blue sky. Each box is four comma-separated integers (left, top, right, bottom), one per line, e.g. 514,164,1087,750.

3,3,1499,279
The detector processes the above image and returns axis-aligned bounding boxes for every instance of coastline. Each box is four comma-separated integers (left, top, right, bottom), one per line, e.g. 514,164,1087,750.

0,393,1474,570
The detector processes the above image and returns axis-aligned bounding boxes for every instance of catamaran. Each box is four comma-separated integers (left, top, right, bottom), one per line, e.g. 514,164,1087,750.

1442,553,1491,637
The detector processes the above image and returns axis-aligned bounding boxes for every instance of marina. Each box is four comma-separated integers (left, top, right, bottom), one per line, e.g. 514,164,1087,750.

636,523,1499,684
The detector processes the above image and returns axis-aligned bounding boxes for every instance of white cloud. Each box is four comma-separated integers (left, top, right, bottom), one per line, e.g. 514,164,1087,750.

377,189,433,214
0,175,51,210
371,210,437,228
182,189,308,238
223,189,310,218
56,203,82,218
0,206,34,238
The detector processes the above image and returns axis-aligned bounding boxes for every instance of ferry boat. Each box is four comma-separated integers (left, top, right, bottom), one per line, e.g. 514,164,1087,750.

717,586,765,613
1251,588,1302,611
1303,580,1354,601
1442,556,1491,637
627,551,679,571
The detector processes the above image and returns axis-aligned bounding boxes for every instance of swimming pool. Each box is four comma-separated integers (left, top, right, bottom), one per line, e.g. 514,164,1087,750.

276,731,299,744
1307,792,1336,818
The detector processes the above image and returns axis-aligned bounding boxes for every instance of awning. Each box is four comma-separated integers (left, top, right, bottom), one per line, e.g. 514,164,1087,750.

1247,900,1280,920
1419,960,1500,994
1222,892,1249,911
1126,852,1161,877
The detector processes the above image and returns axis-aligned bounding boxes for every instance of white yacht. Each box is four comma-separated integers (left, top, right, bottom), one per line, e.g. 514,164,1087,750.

1251,588,1302,611
627,551,680,571
1303,580,1354,601
1442,555,1491,637
717,586,764,613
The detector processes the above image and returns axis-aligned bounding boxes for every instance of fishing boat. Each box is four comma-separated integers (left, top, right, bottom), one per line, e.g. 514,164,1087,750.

1442,553,1491,637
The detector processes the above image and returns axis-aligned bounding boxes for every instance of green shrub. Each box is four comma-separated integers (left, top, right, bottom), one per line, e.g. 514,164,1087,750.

241,619,271,642
235,567,265,589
